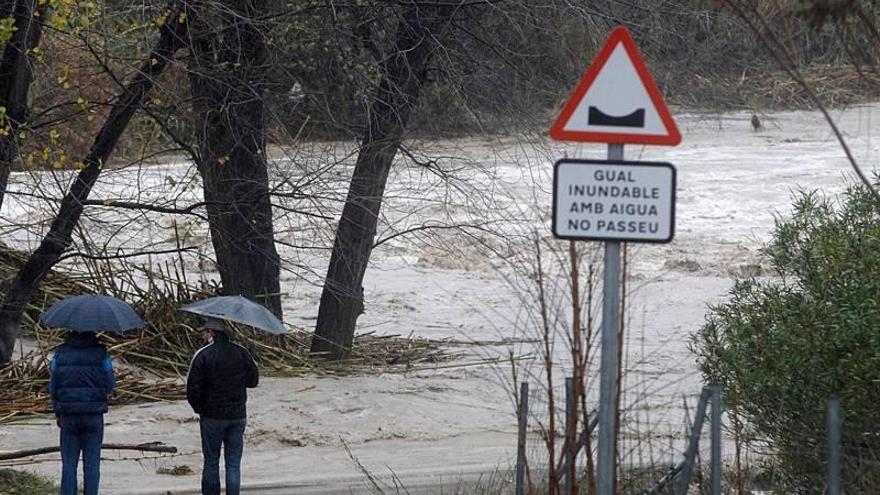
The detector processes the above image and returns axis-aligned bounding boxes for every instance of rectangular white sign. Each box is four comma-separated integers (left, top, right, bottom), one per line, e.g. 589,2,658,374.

552,159,676,242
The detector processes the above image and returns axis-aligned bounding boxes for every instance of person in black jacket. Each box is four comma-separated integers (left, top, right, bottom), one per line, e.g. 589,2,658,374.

186,318,259,495
49,331,116,495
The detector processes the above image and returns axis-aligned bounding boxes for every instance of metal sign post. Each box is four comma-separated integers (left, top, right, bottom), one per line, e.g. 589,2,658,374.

553,148,675,495
548,26,682,495
597,143,623,495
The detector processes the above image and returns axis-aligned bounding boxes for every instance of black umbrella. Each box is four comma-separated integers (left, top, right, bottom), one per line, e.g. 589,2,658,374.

41,294,145,333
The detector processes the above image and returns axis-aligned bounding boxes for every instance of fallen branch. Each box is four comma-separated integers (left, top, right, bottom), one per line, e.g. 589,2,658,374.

0,442,177,461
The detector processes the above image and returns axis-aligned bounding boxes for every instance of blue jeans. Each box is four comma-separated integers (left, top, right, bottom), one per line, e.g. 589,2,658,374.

200,417,247,495
58,414,104,495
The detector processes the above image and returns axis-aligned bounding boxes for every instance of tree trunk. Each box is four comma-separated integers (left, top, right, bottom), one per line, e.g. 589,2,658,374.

311,6,452,360
0,6,188,364
188,0,281,316
0,0,45,211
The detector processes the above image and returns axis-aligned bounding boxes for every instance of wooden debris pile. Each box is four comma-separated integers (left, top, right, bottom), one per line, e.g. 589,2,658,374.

3,315,454,425
1,246,458,425
101,291,454,379
0,346,185,424
1,254,456,425
0,246,94,336
756,65,880,109
678,64,880,110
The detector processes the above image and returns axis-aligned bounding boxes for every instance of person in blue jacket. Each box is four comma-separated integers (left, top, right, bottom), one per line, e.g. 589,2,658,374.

48,332,116,495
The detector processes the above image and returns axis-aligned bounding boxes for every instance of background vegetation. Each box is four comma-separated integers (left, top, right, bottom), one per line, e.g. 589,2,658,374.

0,468,55,495
692,184,880,493
32,0,878,159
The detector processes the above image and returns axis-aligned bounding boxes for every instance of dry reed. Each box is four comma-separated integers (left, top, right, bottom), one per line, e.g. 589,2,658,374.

0,247,458,425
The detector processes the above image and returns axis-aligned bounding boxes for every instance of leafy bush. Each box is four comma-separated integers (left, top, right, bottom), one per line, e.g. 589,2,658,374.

0,469,56,495
691,184,880,493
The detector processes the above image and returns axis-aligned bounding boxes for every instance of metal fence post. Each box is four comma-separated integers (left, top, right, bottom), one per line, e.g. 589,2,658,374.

676,387,712,495
710,385,723,495
516,382,529,495
564,377,575,495
827,396,841,495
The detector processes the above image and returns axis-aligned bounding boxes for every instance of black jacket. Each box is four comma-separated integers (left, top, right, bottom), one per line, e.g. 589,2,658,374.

186,332,259,419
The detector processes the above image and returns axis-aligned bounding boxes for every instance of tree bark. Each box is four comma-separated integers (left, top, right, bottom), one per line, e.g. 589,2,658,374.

311,5,452,360
188,0,281,316
0,0,45,211
0,5,188,364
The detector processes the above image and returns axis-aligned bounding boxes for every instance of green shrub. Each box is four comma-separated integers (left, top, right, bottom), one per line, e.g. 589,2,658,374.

691,184,880,493
0,469,56,495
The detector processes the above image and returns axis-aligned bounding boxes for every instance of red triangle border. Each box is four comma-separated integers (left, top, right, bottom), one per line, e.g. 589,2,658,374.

549,26,681,146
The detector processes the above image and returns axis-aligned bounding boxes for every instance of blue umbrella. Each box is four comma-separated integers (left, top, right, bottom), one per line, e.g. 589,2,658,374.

41,294,146,333
180,295,285,335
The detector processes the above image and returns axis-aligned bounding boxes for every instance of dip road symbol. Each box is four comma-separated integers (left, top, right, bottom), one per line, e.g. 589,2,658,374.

549,26,680,145
588,106,645,128
552,159,676,243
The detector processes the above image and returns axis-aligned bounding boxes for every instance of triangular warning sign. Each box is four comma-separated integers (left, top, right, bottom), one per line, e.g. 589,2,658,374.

550,26,681,146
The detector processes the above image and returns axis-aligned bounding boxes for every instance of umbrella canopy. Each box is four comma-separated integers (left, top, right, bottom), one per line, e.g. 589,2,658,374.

180,295,285,335
40,294,146,333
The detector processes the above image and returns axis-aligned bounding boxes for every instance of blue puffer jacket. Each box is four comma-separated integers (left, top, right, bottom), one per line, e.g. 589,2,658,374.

49,333,116,415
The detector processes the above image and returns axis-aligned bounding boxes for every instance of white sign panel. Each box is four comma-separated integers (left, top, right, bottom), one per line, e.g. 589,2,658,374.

549,26,681,145
552,159,676,243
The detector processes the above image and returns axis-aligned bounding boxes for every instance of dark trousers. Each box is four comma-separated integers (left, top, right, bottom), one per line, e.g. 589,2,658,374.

58,414,104,495
200,416,247,495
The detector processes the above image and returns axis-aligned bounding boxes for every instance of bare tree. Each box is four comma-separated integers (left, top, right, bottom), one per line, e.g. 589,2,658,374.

0,0,45,211
310,3,459,360
187,0,282,315
0,2,189,364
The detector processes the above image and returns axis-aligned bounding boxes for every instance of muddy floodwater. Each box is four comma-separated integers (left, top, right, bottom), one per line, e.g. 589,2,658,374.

1,104,873,492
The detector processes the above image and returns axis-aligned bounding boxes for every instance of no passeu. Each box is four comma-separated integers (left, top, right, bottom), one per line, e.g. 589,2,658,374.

566,218,660,233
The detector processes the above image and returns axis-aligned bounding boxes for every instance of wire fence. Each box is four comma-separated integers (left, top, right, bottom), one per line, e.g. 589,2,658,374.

512,378,878,494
